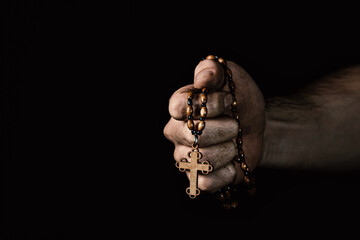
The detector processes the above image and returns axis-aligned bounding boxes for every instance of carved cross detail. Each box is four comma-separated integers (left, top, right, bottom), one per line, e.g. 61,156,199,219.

175,150,213,199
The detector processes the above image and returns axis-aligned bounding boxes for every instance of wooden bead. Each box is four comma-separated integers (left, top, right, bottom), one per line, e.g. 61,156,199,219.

231,200,238,208
225,189,232,199
243,176,251,184
186,105,193,116
238,150,245,160
240,162,248,171
218,193,226,202
226,68,232,77
201,94,207,104
200,107,207,118
236,136,243,146
232,112,240,121
228,80,235,91
187,91,193,100
217,57,226,64
206,55,215,60
198,121,205,131
187,119,194,130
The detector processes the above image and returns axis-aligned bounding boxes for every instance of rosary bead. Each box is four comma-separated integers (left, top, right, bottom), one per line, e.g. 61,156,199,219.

187,91,193,100
200,107,207,118
201,94,207,104
243,176,251,184
206,55,215,60
186,105,193,116
239,152,245,161
218,193,226,202
198,121,205,131
231,200,238,209
187,119,194,130
226,68,232,77
228,80,235,91
202,88,208,95
187,99,192,105
240,162,248,171
217,57,225,64
232,112,240,121
236,136,243,146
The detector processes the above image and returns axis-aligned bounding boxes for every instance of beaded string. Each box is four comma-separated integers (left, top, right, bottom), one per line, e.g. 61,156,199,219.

197,55,256,210
186,88,208,140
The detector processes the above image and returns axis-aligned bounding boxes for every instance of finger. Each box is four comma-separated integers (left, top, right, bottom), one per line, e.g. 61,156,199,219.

185,162,236,193
168,85,232,120
173,141,236,170
194,59,225,90
163,116,238,147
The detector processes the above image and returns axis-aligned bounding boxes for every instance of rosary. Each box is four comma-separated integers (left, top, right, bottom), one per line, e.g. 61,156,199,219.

175,55,256,210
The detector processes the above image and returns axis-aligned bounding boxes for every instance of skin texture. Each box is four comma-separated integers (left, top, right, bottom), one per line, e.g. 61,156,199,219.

164,60,360,193
164,60,265,193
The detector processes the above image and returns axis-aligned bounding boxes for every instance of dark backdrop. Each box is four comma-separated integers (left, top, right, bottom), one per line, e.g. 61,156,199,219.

4,1,360,239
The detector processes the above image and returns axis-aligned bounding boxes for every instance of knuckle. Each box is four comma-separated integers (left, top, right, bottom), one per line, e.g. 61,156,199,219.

164,118,192,146
223,163,237,184
173,145,189,162
163,120,172,141
207,93,225,117
197,175,213,192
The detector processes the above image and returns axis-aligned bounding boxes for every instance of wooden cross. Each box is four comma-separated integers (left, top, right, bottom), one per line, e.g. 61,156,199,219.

175,150,213,199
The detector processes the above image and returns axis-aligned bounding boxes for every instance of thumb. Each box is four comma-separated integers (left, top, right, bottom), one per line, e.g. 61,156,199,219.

193,59,225,90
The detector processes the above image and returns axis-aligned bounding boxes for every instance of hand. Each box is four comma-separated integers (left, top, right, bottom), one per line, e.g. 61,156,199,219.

163,59,265,193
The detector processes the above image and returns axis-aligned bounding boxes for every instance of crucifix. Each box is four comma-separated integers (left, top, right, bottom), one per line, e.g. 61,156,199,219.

175,146,213,199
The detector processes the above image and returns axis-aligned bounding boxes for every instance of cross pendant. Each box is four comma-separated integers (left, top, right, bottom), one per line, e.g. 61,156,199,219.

175,148,213,199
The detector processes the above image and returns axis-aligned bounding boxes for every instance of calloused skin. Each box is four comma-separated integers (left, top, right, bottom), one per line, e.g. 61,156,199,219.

164,59,360,193
163,60,265,193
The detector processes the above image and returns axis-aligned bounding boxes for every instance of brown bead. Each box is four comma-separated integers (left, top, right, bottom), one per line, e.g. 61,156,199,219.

206,55,215,60
232,112,240,121
226,68,232,77
187,119,194,130
228,80,235,91
217,57,226,64
243,176,251,184
200,107,207,118
198,121,205,131
224,189,232,199
201,94,207,104
231,200,238,208
236,136,243,146
238,149,244,157
186,105,193,116
187,91,193,100
218,193,226,202
240,162,248,171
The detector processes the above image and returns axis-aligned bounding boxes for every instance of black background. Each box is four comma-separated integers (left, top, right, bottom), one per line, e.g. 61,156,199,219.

3,1,360,239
